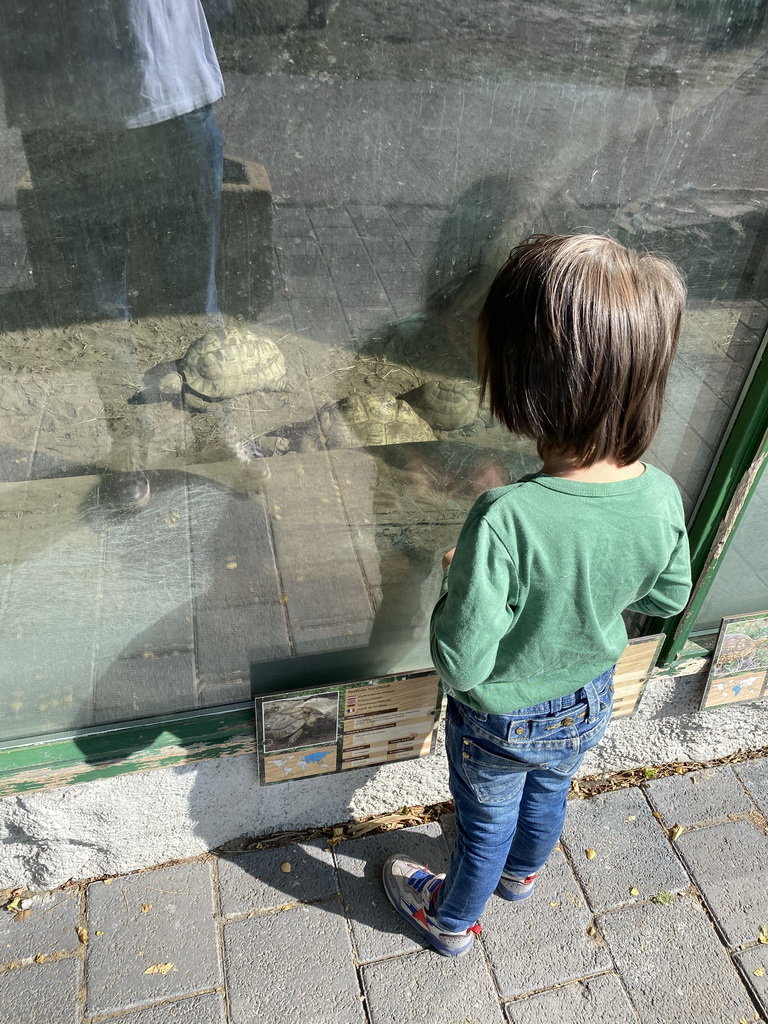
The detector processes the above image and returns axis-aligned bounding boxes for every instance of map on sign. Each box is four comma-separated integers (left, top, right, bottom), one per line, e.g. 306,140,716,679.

254,672,442,785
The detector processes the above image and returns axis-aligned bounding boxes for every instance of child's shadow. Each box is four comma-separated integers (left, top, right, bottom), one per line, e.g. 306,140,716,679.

214,816,454,956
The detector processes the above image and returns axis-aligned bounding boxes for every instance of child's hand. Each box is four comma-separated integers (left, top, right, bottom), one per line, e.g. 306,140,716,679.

442,548,456,571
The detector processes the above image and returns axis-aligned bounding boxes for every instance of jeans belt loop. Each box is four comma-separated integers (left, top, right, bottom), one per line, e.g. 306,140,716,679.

585,682,599,722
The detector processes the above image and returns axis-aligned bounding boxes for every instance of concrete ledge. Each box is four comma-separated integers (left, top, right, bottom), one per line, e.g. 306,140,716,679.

4,654,768,891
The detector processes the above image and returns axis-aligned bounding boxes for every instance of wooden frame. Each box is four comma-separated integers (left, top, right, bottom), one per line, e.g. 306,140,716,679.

700,610,768,710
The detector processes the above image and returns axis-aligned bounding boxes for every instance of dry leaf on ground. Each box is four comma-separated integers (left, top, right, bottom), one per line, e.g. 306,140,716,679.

143,962,176,975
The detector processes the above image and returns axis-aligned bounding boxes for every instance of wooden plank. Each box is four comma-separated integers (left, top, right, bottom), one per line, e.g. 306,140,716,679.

612,635,665,719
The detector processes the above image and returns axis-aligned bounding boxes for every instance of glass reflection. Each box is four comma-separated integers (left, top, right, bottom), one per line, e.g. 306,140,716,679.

0,0,766,741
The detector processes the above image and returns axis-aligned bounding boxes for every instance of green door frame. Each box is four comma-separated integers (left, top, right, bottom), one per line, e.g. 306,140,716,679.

653,325,768,663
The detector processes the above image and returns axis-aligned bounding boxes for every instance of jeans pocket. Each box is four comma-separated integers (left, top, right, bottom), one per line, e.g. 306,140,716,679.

460,738,541,804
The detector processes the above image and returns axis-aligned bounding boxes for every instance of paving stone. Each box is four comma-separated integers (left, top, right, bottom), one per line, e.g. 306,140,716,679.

674,819,768,948
188,491,280,607
643,766,753,826
305,206,355,228
217,839,338,915
223,898,364,1024
504,973,639,1024
312,225,361,246
0,957,80,1024
481,848,610,998
598,895,757,1024
733,945,768,1018
272,206,313,234
85,861,220,1016
561,787,690,910
104,992,227,1023
194,601,291,692
362,942,505,1024
439,811,456,851
91,650,198,726
734,758,768,818
333,823,449,962
0,890,80,965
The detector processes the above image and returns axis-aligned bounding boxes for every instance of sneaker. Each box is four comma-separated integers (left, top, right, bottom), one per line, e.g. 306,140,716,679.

382,855,481,957
495,871,537,901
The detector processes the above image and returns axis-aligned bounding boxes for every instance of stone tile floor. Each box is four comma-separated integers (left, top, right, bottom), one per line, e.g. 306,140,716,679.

3,757,768,1023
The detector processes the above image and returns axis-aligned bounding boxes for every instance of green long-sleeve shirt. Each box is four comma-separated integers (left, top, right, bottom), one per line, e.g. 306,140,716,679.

430,464,691,714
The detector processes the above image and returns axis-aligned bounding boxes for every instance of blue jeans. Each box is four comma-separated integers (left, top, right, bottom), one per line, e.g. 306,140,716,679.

434,668,614,932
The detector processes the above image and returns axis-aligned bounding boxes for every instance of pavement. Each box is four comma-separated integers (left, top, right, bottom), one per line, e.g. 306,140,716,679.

3,756,768,1024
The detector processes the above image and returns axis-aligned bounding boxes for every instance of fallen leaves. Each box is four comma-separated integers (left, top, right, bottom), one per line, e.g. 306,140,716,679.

754,967,766,977
629,887,640,897
326,828,345,848
143,962,176,975
141,904,152,913
280,862,292,873
669,824,683,842
76,926,88,945
758,925,768,944
4,891,24,915
585,849,597,861
651,891,674,906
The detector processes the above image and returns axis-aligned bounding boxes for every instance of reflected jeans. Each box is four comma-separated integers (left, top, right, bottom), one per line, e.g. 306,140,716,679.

23,104,223,320
434,668,614,932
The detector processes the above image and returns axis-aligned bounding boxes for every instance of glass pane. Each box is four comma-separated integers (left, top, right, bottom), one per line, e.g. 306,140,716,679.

1,0,766,741
695,463,768,631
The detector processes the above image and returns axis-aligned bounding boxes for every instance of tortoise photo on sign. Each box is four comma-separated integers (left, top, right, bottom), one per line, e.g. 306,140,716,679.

261,692,340,752
701,611,768,710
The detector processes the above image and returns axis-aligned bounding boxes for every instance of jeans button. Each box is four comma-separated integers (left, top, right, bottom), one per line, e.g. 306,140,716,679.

515,727,524,735
562,716,574,726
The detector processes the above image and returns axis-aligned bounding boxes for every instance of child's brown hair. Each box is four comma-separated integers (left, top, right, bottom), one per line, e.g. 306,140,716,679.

477,233,686,467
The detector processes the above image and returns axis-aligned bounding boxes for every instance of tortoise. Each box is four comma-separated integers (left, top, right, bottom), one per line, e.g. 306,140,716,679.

263,697,337,750
715,632,757,673
399,379,479,431
155,324,287,406
292,393,436,451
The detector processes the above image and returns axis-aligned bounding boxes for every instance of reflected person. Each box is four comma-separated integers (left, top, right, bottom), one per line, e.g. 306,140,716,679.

0,0,225,509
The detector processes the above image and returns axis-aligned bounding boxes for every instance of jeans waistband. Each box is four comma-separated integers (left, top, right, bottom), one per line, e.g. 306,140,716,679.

459,666,614,724
547,666,613,721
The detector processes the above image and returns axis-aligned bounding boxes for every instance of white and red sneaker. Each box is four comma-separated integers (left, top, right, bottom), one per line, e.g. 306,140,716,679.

382,855,481,957
496,871,537,901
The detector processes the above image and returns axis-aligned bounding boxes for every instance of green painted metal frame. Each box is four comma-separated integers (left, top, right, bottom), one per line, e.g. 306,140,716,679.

654,328,768,664
0,704,258,796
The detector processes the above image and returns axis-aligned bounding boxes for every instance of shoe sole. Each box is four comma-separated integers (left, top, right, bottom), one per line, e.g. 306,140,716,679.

495,879,535,902
382,857,474,958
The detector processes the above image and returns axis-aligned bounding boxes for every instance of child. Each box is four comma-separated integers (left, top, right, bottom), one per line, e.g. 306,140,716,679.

382,233,692,957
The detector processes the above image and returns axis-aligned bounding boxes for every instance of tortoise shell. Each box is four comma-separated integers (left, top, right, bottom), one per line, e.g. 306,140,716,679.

316,394,436,448
400,379,478,431
182,327,287,399
264,698,334,748
715,632,757,671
